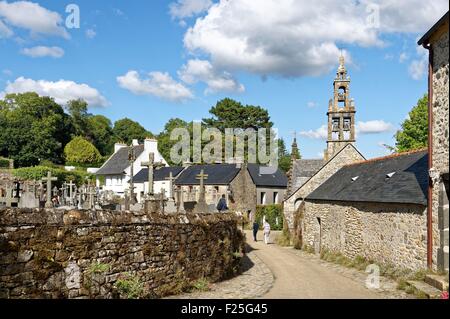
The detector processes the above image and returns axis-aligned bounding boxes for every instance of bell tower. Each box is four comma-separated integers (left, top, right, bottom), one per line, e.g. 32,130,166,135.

324,55,356,161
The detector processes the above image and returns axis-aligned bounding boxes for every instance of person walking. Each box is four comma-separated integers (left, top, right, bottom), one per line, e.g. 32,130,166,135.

263,220,271,244
252,221,259,242
216,194,228,212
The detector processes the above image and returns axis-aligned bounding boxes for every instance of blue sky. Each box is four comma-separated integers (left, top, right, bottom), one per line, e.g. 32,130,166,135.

1,0,448,159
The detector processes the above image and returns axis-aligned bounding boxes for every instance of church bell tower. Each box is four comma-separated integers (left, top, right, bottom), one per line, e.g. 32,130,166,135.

325,55,356,161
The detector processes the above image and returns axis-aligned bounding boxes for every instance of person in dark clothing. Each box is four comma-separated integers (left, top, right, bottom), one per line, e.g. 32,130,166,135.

216,194,228,212
252,221,259,242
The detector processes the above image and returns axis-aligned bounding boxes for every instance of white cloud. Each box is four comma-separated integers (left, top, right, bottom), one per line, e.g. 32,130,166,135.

2,69,12,76
20,46,64,58
408,45,429,80
113,8,124,16
307,101,318,108
2,77,109,107
183,0,448,78
0,18,12,38
384,53,394,60
86,29,96,39
356,120,394,134
299,125,328,140
0,1,69,38
117,70,194,102
169,0,212,19
178,59,244,94
300,120,394,140
399,52,408,63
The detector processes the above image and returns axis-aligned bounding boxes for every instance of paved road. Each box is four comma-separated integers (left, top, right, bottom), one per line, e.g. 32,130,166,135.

248,231,382,299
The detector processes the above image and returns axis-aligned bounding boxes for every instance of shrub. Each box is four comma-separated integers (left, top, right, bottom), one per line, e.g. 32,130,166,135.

114,273,145,299
255,204,284,230
13,165,94,186
0,157,11,168
64,136,102,165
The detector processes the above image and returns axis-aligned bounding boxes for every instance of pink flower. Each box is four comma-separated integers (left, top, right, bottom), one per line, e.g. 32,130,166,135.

441,291,449,299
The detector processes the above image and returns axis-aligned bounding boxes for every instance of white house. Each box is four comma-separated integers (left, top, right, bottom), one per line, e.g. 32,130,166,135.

133,166,185,203
95,138,168,196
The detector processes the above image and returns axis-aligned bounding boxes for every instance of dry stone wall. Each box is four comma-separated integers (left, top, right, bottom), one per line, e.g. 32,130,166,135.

0,209,245,299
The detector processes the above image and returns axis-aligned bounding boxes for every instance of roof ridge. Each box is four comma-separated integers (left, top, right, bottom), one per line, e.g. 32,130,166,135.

344,148,427,167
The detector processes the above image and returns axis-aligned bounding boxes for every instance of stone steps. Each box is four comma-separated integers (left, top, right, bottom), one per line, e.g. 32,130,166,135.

425,274,449,291
406,280,443,299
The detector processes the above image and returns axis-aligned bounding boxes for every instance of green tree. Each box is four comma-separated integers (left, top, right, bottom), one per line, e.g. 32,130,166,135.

88,115,115,155
64,136,102,165
157,118,193,166
67,99,90,137
113,118,153,145
0,92,73,167
395,95,428,152
203,98,273,130
278,138,291,173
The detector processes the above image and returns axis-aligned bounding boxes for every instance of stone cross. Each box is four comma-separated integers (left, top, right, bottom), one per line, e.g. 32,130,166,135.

165,172,176,199
67,180,75,206
4,184,18,207
128,146,137,204
52,186,59,197
177,187,185,213
87,186,96,210
141,152,164,196
29,180,38,196
42,171,57,208
196,169,208,204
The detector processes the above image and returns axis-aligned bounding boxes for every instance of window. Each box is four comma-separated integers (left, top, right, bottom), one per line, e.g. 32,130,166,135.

260,192,266,205
273,192,279,204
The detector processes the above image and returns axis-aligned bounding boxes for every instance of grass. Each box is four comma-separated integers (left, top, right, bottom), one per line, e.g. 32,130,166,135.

275,228,292,247
191,278,211,292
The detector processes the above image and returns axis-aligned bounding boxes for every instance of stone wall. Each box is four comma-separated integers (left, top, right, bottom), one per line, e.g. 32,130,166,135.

284,144,365,233
431,25,449,272
296,200,428,271
0,209,245,299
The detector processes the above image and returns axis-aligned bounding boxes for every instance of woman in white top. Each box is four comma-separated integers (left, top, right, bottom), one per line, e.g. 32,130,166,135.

263,220,271,244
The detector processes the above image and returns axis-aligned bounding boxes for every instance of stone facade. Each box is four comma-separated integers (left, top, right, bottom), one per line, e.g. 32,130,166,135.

296,200,428,271
430,21,449,272
284,144,365,233
0,208,245,299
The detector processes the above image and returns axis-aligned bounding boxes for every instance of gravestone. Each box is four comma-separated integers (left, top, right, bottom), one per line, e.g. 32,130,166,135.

193,169,209,213
42,171,57,208
19,192,39,208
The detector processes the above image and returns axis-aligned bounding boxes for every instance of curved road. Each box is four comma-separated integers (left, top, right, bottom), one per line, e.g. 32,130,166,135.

247,231,382,299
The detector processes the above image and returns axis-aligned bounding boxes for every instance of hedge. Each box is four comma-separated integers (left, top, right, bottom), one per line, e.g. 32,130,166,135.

13,166,94,186
0,157,10,168
255,204,284,231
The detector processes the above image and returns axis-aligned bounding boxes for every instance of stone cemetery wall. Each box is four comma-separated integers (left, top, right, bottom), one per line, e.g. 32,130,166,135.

296,200,428,271
0,209,245,299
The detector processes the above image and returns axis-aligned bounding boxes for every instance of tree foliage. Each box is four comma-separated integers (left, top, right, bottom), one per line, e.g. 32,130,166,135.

395,95,428,152
13,166,94,186
157,118,193,166
64,136,102,165
113,118,153,145
0,93,73,167
88,115,115,155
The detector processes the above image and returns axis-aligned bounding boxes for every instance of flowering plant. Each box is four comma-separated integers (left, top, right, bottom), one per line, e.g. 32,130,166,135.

441,291,449,299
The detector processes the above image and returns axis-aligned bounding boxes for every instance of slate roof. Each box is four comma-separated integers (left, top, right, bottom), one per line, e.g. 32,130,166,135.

247,164,288,188
418,11,449,46
96,145,144,175
307,150,428,205
175,164,241,186
288,159,324,195
133,167,184,183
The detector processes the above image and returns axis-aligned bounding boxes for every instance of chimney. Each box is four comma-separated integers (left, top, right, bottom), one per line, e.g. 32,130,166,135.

144,138,158,152
114,142,127,153
132,139,139,146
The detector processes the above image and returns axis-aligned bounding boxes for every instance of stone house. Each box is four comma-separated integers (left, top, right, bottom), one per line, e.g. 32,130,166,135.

95,138,168,196
133,166,184,203
418,11,449,271
175,163,257,214
283,144,365,233
297,150,429,271
247,163,287,205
